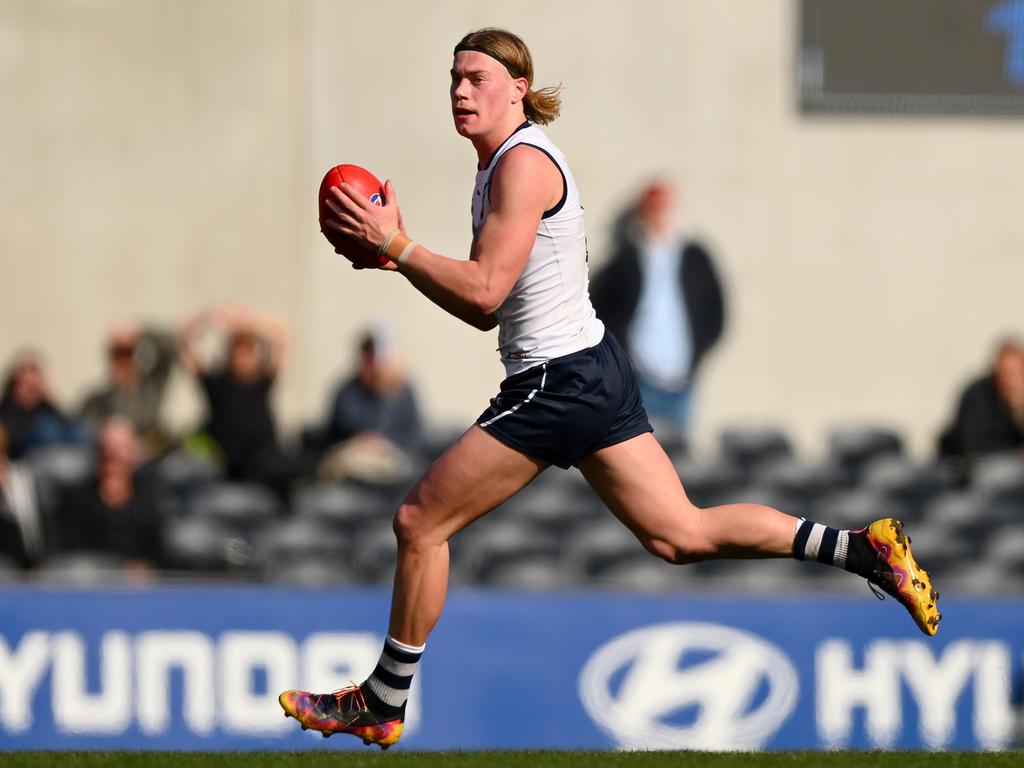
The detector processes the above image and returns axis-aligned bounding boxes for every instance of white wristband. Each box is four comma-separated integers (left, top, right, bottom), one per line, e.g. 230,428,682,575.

396,240,417,264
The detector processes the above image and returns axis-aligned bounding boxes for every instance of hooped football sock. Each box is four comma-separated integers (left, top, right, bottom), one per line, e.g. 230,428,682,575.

792,517,874,577
364,635,424,716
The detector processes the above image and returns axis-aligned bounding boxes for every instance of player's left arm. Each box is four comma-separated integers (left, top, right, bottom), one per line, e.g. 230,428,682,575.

323,146,560,330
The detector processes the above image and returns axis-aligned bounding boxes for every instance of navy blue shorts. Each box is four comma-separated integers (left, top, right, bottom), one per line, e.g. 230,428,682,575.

476,331,653,469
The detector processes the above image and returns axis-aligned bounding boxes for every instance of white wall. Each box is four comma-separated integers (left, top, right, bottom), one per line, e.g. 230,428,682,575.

4,0,1023,456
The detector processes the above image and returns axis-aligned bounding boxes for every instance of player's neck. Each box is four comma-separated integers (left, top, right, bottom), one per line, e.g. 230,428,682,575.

472,114,529,168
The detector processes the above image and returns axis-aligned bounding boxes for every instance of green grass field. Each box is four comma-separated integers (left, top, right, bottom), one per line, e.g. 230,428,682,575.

0,752,1020,768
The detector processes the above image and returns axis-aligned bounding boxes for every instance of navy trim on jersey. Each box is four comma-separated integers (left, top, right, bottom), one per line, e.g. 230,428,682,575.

485,142,568,219
479,121,531,171
519,143,568,219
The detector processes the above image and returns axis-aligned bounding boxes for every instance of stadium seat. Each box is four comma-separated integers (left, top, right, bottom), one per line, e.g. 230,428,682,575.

270,557,358,586
808,488,908,530
500,479,603,534
34,553,130,585
163,516,252,572
451,518,561,583
185,482,282,531
755,459,846,511
983,528,1024,576
564,518,643,577
595,556,692,592
27,444,95,518
705,559,822,593
827,425,903,482
25,444,95,488
719,425,794,476
292,483,392,527
944,561,1018,594
673,458,745,507
860,456,951,517
895,523,973,573
350,520,398,584
722,485,805,521
970,453,1024,501
922,492,987,542
152,450,222,497
484,555,572,590
255,518,350,569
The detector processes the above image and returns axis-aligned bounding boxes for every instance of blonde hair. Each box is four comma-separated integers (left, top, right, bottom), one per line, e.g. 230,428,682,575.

454,28,562,125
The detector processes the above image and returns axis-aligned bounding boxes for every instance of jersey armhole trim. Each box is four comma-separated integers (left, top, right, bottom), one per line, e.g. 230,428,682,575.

518,143,568,219
486,143,569,220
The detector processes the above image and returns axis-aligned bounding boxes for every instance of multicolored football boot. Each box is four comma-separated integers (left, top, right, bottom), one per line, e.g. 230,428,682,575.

278,684,404,749
864,518,941,636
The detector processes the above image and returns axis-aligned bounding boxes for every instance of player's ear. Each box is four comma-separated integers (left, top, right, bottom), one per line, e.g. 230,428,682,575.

511,76,529,104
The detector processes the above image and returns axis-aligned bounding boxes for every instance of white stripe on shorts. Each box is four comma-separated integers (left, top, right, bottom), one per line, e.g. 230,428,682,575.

478,362,548,428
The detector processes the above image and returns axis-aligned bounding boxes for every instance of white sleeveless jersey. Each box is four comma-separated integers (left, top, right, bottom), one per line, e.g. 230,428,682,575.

472,123,605,377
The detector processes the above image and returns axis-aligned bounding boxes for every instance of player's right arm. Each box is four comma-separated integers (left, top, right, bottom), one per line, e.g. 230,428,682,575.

323,145,560,331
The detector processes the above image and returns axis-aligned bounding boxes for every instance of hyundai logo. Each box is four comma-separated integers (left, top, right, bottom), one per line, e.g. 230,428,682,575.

579,622,798,750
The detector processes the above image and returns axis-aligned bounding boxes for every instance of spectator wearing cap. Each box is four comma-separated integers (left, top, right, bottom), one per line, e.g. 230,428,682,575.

79,322,177,456
308,325,424,484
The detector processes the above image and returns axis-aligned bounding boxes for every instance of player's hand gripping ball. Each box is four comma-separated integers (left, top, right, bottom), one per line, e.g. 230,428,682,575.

318,164,390,268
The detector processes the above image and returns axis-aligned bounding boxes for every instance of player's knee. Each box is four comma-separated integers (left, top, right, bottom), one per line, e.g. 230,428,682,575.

644,524,715,565
392,501,443,548
644,539,703,565
392,503,425,547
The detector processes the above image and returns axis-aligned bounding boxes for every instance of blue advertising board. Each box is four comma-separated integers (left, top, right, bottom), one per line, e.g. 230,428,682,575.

0,586,1019,751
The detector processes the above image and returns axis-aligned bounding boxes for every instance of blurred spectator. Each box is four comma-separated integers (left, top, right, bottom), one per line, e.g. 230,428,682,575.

79,322,177,455
0,424,47,568
0,352,85,460
308,325,424,484
590,180,725,444
178,304,303,495
939,339,1024,463
55,417,163,567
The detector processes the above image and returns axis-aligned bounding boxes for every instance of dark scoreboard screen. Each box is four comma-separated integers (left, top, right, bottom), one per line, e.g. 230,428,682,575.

799,0,1024,115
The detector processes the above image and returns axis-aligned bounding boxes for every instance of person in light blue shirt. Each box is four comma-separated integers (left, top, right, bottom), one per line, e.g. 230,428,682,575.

592,181,726,445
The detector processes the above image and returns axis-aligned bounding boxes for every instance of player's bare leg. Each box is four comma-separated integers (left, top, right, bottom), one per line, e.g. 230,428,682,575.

280,426,547,747
580,433,796,562
388,425,548,644
579,432,940,634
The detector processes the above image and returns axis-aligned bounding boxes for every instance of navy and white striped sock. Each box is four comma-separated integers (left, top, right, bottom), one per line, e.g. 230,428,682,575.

365,635,424,713
792,517,851,569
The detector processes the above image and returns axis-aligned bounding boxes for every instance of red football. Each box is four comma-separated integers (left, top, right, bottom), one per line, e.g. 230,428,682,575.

318,164,389,268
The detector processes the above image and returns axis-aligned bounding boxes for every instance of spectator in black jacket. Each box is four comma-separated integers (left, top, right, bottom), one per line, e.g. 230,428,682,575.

939,339,1024,468
56,417,163,569
590,181,725,444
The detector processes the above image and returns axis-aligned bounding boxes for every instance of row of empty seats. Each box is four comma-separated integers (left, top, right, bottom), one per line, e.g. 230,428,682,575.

10,425,1024,592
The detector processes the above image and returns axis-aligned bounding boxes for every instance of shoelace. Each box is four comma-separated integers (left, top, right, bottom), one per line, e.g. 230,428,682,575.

333,684,367,715
308,683,366,715
867,549,893,602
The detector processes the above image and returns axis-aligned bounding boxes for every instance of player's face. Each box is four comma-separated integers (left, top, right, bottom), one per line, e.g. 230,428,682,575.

450,51,524,139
